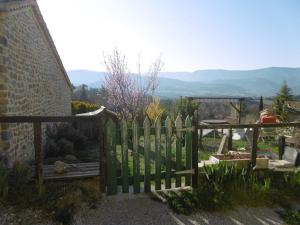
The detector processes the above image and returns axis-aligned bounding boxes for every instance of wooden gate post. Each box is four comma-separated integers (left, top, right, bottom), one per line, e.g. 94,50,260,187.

192,111,198,188
251,127,259,168
98,117,106,193
34,122,43,180
228,128,233,151
278,136,285,160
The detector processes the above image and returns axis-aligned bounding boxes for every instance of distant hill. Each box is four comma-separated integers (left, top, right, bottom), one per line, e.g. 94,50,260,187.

67,67,300,98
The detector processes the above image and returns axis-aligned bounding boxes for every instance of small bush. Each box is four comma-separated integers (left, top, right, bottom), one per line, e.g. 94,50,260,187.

164,163,300,215
71,101,98,115
45,123,87,159
0,162,8,198
277,209,300,225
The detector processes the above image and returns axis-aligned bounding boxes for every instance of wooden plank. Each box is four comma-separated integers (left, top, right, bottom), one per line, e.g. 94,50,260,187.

217,135,228,154
1,116,300,129
128,140,178,169
155,118,161,190
251,127,259,168
0,116,101,123
106,119,117,195
175,115,183,187
144,117,151,192
192,111,199,188
116,171,177,185
44,172,99,180
228,128,233,150
132,120,140,193
121,120,129,193
278,136,285,160
185,116,192,186
98,118,106,193
165,116,172,189
34,122,43,181
199,123,300,129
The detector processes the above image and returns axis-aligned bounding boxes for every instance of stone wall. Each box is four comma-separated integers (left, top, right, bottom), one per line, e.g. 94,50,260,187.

0,1,72,165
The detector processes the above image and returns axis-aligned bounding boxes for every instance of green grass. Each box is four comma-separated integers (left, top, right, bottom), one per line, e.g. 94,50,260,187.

199,135,279,161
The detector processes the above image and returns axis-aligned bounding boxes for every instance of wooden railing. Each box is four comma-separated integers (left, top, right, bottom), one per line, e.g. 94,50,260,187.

0,115,108,192
198,122,300,167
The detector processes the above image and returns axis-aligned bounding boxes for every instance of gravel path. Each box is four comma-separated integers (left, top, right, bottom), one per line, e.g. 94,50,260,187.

74,193,284,225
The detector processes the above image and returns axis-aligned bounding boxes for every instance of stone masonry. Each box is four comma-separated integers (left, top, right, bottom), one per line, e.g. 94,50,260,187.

0,0,72,165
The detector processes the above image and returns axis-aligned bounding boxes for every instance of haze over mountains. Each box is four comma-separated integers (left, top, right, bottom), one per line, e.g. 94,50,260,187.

68,67,300,98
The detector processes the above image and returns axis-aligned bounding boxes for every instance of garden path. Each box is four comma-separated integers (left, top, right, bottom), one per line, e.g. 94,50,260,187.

74,193,284,225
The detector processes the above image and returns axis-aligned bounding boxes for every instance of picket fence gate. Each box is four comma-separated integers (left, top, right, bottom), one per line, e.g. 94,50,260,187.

105,115,198,195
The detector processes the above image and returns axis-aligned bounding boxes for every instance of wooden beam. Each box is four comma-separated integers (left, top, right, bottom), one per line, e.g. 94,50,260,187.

217,135,228,154
251,127,259,168
278,136,285,160
98,117,106,193
230,102,240,113
228,128,233,151
192,111,198,188
199,122,300,129
0,116,101,123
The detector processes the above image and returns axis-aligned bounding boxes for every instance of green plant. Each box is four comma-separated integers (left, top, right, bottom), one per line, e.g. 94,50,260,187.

71,100,98,115
0,163,8,199
164,164,300,215
45,123,87,159
277,209,300,225
6,161,32,207
36,178,45,198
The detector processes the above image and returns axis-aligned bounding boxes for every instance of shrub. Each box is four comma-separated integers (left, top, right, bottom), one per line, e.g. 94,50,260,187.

0,162,8,199
164,163,300,214
45,123,87,159
71,101,98,115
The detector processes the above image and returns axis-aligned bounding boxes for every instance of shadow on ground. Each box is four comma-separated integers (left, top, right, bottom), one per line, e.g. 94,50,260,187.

74,193,283,225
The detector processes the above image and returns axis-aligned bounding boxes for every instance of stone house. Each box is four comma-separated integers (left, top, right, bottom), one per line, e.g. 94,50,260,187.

0,0,72,165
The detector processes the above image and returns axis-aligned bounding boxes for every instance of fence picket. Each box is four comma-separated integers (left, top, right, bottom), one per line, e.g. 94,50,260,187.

175,115,183,187
155,118,161,190
143,117,151,192
185,116,192,186
106,119,117,195
132,120,140,193
165,116,172,189
121,120,129,193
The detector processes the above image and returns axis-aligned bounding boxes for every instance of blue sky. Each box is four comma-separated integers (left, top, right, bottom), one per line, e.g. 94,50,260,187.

37,0,300,72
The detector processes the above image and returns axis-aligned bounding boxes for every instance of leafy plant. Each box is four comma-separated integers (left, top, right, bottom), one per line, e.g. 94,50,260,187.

0,163,8,198
277,209,300,225
71,100,98,115
45,123,87,159
164,163,300,215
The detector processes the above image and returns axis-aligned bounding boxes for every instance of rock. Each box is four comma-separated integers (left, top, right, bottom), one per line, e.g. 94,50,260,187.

54,161,67,174
64,154,78,162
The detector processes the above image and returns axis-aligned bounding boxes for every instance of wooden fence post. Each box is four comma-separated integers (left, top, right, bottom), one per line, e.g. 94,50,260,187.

98,118,106,193
106,119,117,195
155,118,161,190
165,116,172,189
132,120,140,193
144,117,151,192
185,116,192,186
278,136,285,160
175,115,183,188
228,128,233,151
34,122,43,181
251,127,259,168
121,120,129,193
192,112,198,188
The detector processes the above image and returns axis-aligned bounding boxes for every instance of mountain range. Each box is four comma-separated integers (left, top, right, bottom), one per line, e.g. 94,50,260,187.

67,67,300,98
